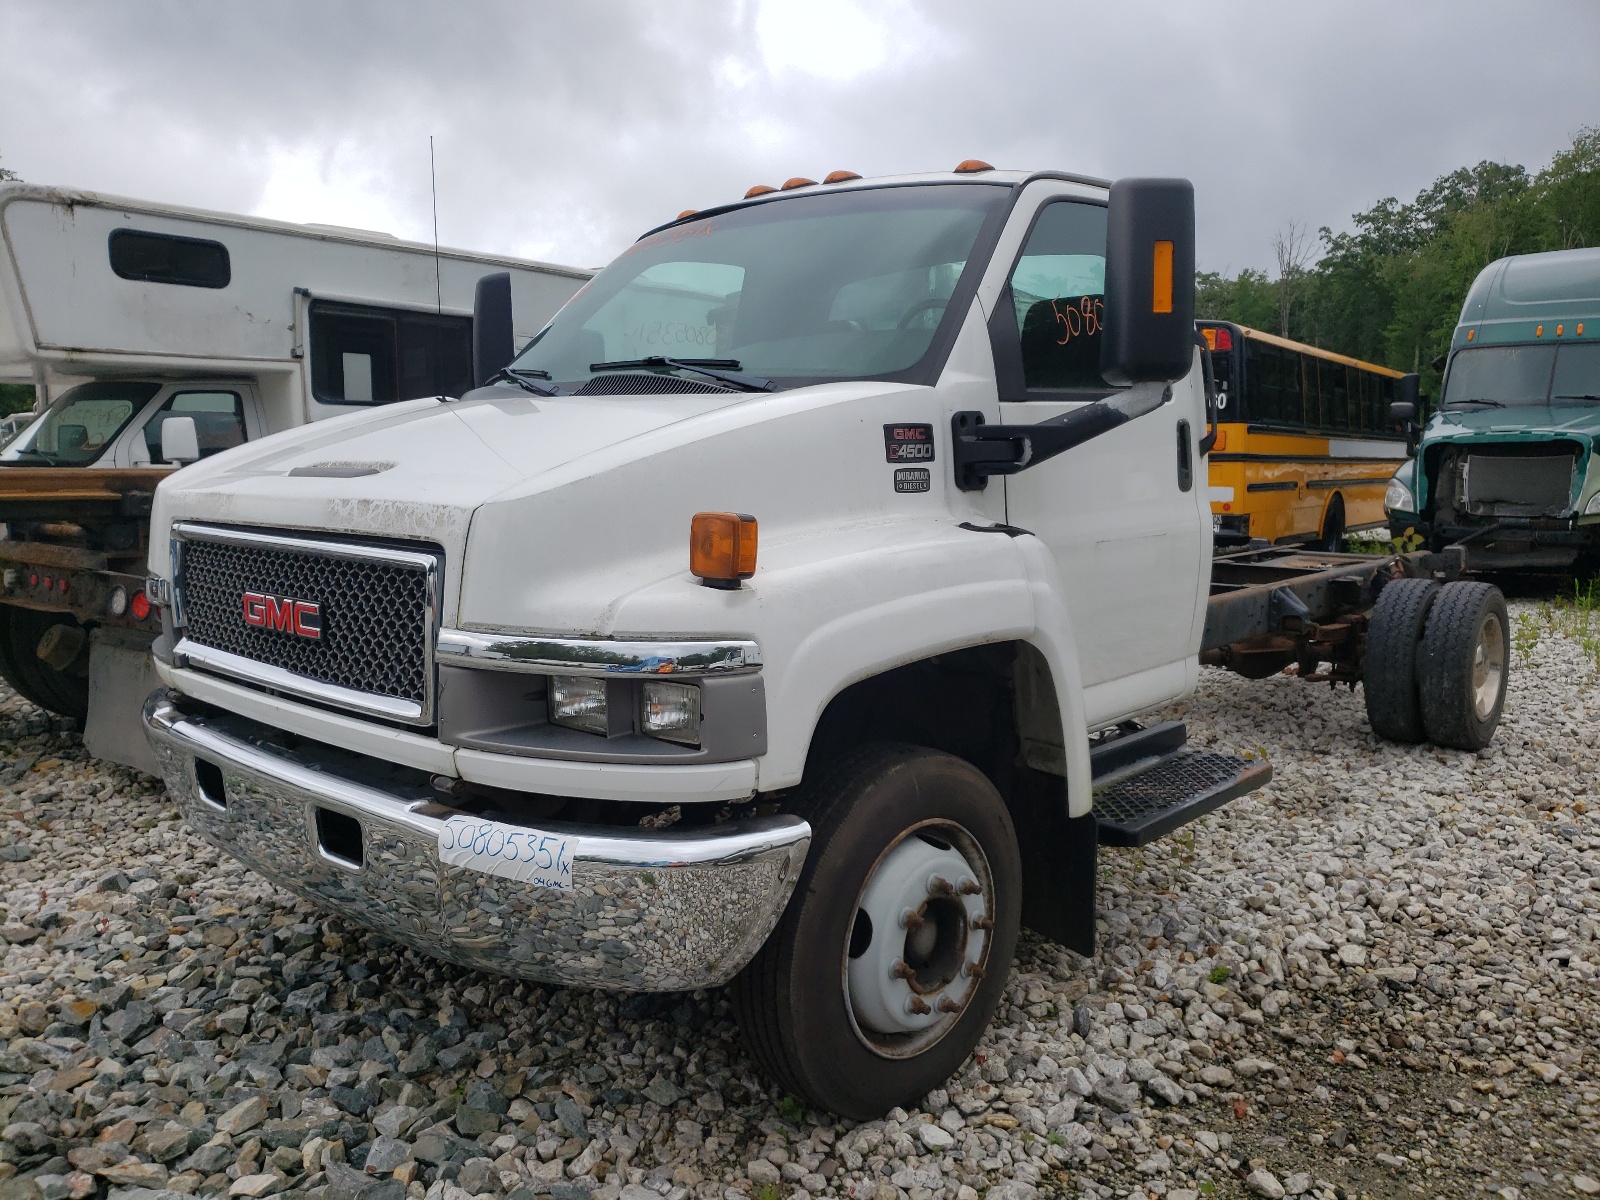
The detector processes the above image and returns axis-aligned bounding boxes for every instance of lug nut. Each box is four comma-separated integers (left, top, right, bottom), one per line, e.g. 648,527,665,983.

900,908,926,931
959,878,983,895
928,875,954,896
964,963,986,980
938,996,965,1013
890,960,914,980
906,996,932,1016
971,915,994,931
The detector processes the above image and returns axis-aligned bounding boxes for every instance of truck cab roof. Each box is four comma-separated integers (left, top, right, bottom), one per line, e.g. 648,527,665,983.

643,166,1112,238
1455,246,1600,348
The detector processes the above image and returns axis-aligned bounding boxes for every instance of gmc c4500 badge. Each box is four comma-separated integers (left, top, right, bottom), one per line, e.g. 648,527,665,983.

884,423,935,462
242,592,322,639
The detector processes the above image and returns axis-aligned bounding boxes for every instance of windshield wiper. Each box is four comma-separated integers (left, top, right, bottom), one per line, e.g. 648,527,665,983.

2,449,58,465
588,356,777,393
1553,393,1600,402
1445,398,1506,409
491,367,563,396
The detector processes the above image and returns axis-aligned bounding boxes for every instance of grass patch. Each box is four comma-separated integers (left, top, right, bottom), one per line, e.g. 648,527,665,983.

1207,965,1231,984
1517,575,1600,673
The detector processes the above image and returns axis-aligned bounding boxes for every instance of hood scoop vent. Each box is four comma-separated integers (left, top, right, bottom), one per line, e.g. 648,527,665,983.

287,461,396,478
574,374,730,396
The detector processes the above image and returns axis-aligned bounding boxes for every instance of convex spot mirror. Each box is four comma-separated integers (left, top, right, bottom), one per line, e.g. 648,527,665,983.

160,416,200,465
1101,178,1196,386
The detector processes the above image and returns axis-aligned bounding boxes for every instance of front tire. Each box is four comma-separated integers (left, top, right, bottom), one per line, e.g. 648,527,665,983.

1418,581,1509,751
731,744,1021,1120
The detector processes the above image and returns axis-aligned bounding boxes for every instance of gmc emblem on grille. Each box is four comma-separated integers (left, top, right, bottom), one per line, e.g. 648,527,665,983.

242,591,322,639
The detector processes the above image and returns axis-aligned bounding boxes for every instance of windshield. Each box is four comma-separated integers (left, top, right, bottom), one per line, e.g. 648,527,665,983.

1441,343,1600,409
507,184,1010,391
0,381,162,466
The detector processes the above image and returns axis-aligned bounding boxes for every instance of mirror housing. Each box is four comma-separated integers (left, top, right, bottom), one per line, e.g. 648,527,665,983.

472,272,515,388
160,416,200,465
1101,178,1196,385
1393,373,1422,452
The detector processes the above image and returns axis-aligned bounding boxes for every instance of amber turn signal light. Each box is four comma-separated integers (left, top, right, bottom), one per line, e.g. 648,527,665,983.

954,159,994,173
690,512,758,589
745,184,777,198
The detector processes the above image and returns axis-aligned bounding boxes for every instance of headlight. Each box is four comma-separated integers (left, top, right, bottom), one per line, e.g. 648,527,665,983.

1384,475,1415,513
1586,491,1600,516
641,680,701,745
549,676,609,735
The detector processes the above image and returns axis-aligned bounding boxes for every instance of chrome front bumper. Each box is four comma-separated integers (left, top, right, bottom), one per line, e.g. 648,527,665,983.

142,690,810,991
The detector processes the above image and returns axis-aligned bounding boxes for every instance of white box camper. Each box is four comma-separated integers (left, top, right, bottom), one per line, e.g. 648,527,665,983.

0,182,590,768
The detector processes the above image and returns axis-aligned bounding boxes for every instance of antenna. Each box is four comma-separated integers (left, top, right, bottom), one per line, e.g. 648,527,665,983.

429,136,442,315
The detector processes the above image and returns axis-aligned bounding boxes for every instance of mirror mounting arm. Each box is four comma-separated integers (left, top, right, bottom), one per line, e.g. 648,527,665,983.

951,388,1172,491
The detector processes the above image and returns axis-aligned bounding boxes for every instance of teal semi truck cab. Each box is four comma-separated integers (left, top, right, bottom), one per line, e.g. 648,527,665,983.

1385,247,1600,571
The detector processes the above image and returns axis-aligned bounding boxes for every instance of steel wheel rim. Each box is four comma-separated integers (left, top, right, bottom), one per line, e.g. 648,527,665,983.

1472,611,1506,722
841,819,996,1060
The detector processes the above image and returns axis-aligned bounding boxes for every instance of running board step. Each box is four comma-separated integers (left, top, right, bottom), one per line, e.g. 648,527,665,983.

1093,749,1272,847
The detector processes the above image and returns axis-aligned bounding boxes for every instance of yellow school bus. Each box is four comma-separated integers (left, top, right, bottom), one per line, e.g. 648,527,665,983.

1198,322,1413,548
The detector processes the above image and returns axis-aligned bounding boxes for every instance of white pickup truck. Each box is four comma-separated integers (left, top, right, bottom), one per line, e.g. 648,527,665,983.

139,165,1428,1118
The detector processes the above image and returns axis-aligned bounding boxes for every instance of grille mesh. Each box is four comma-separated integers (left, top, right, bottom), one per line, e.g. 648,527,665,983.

575,374,728,395
180,537,432,706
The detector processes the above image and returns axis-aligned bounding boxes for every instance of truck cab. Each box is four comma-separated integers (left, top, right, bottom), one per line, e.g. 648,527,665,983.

1385,247,1600,571
141,166,1268,1118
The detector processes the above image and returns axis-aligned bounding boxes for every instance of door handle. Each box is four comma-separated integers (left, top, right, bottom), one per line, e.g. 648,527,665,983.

1176,419,1193,492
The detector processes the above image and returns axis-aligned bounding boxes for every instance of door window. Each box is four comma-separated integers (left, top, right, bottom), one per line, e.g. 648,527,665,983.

1001,202,1114,393
142,391,246,464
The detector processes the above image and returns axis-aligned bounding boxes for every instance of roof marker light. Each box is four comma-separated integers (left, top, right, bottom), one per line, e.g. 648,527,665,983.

781,177,817,190
1467,329,1475,341
677,209,698,220
744,185,777,198
1536,325,1544,337
823,170,862,183
1557,324,1564,336
954,159,994,173
1580,323,1586,335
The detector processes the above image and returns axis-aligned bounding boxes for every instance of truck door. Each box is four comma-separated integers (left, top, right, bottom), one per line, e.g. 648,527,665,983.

991,199,1207,720
121,383,265,467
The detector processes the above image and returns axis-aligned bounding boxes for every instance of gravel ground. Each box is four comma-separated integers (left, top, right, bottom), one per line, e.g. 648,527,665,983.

1,598,1598,1200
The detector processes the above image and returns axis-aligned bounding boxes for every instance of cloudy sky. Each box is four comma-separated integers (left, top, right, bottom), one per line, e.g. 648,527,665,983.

3,1,1597,274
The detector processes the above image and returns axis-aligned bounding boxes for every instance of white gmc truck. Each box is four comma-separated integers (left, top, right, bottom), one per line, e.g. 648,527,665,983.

137,166,1496,1118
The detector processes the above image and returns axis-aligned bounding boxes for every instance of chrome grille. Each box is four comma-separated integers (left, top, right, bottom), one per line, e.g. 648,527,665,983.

174,525,438,722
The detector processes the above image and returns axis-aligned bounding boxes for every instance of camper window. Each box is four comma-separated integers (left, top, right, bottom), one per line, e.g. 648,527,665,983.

141,392,247,465
109,229,231,289
309,302,473,404
0,381,162,467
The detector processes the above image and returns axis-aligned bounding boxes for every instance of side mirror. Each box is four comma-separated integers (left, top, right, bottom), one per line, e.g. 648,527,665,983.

1394,373,1421,452
1101,178,1196,385
473,272,515,388
161,416,200,465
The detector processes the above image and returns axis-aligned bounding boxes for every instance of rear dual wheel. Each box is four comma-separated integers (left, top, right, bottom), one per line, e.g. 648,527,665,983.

1364,579,1507,751
732,744,1020,1120
0,606,90,720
